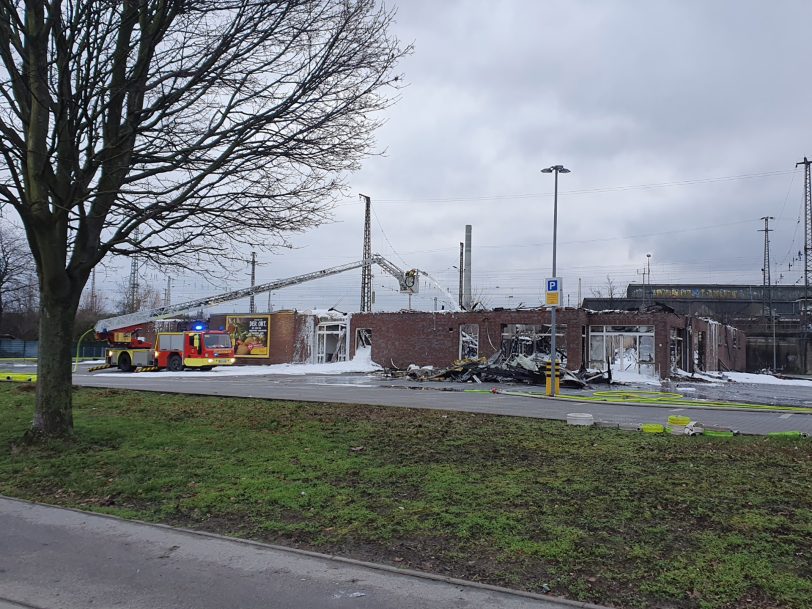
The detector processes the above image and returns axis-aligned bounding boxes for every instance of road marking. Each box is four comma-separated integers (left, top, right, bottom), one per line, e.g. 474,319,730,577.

779,413,793,419
669,408,685,412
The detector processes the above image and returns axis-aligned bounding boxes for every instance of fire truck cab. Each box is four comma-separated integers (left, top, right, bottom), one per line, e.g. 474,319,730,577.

154,331,235,371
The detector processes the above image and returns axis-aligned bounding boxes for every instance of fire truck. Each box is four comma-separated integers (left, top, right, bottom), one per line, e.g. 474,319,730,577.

91,253,459,373
100,326,235,372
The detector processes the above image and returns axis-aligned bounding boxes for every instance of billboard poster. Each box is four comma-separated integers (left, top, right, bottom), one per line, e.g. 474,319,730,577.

226,315,270,358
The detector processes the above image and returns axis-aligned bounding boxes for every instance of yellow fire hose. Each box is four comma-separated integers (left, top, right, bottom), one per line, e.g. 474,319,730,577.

464,388,812,413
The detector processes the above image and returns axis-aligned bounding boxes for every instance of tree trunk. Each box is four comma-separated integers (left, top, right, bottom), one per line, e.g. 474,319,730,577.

31,293,78,436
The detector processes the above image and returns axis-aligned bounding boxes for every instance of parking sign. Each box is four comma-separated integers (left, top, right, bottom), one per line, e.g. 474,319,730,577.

545,277,562,306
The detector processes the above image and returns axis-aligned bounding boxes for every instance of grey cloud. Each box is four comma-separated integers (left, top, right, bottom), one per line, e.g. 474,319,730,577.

99,1,812,311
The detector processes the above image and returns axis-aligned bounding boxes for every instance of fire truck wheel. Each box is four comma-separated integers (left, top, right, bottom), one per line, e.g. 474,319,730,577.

118,353,132,372
168,354,183,372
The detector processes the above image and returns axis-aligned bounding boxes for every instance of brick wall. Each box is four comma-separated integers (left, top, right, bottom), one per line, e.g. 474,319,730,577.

350,309,745,378
209,311,311,365
350,309,591,370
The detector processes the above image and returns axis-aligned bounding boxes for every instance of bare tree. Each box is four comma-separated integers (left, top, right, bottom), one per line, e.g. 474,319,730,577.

113,280,163,315
0,224,34,328
0,0,407,437
590,275,618,301
606,275,617,300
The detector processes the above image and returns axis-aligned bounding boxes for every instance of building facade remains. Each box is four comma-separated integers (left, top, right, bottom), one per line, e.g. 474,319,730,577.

583,283,811,374
348,309,745,379
137,307,746,380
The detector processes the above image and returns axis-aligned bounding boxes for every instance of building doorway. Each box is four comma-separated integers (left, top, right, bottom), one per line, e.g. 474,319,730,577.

316,322,347,363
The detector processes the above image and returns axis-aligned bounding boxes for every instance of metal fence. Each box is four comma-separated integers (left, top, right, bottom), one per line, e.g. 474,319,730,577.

0,339,107,359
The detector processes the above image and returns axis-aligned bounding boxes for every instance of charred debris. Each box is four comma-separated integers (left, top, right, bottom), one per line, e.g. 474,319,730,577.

387,351,610,388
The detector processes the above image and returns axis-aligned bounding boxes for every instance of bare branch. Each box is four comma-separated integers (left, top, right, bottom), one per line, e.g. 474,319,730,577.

0,0,407,434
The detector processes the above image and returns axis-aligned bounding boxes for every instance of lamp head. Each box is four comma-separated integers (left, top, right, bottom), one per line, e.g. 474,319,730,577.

541,165,571,173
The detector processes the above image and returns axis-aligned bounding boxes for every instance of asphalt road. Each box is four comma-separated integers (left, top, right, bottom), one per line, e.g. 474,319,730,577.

65,365,812,435
0,497,585,609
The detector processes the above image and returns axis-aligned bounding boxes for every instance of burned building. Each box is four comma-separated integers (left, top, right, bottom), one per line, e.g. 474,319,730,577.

191,306,745,380
122,306,750,379
583,283,811,374
348,308,745,379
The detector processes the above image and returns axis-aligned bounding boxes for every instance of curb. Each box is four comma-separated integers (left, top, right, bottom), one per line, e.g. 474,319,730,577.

0,494,614,609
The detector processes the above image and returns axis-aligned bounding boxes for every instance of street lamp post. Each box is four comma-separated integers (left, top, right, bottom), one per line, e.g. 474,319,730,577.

541,164,570,396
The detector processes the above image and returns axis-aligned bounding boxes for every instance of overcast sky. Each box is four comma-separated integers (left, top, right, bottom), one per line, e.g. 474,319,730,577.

99,0,812,315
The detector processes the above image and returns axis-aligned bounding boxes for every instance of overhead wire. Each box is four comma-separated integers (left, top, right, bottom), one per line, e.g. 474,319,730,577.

92,167,806,309
370,201,409,267
333,168,799,207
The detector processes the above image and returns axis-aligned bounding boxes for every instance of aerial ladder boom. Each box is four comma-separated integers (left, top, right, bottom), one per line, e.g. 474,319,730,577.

94,254,461,335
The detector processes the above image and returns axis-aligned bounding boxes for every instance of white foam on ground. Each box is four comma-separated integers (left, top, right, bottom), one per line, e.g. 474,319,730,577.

672,368,727,382
724,372,812,387
99,346,382,378
610,369,662,387
673,368,812,387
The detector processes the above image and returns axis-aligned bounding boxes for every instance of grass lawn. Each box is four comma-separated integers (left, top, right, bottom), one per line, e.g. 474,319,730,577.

1,383,810,609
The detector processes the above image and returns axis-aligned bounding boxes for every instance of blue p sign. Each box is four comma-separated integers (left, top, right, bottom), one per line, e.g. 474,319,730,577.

547,279,559,292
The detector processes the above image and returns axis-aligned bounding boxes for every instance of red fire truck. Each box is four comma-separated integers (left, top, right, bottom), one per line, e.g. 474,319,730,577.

99,326,235,372
90,253,456,373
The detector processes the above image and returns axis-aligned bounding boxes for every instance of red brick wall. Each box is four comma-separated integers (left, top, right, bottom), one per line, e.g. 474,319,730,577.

689,318,746,373
350,309,590,370
350,309,745,377
267,312,296,364
209,311,310,365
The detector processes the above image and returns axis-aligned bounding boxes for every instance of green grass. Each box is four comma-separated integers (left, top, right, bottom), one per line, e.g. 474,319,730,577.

1,384,810,609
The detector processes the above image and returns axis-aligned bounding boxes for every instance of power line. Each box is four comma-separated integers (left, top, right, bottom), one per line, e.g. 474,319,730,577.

396,217,762,256
334,169,799,206
370,200,408,267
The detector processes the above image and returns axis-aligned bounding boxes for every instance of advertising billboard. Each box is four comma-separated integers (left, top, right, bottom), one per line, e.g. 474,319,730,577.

226,315,270,358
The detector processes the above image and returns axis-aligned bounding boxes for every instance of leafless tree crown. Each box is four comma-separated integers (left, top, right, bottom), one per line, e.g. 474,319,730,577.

0,0,407,275
0,223,34,319
590,275,617,300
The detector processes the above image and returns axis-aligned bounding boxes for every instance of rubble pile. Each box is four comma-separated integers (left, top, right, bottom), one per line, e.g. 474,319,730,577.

401,352,605,388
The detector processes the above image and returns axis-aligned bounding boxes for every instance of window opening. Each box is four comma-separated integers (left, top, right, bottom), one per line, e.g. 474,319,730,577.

501,324,567,365
588,325,656,377
356,328,372,349
459,324,480,360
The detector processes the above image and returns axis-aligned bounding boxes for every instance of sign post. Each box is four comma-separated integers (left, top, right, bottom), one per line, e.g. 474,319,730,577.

545,278,562,396
541,163,571,397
